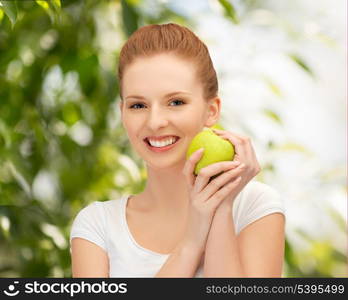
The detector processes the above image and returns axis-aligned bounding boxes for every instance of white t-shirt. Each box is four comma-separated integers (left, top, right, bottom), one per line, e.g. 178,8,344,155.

70,180,285,277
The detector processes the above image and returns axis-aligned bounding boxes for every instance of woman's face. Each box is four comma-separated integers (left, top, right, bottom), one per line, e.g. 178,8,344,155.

120,53,220,171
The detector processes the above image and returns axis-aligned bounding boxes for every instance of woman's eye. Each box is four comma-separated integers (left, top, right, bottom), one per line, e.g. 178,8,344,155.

169,99,185,106
129,99,185,109
129,103,145,109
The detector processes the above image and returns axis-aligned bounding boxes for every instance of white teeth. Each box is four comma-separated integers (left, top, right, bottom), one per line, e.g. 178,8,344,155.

148,137,177,148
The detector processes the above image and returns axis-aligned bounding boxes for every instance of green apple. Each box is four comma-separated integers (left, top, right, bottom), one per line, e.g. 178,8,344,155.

186,128,235,175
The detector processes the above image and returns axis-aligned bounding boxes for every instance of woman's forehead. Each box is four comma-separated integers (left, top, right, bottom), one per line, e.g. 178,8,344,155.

123,54,202,97
125,54,196,77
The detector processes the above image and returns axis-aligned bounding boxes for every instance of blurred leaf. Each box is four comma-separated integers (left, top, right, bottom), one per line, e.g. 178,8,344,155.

284,239,305,277
327,207,347,232
262,108,282,125
0,0,17,27
274,142,313,156
127,0,141,5
121,0,139,37
288,53,314,77
317,33,336,47
263,77,282,97
0,7,4,23
262,162,274,172
48,0,61,13
36,0,49,11
36,0,61,24
7,161,32,199
61,103,81,126
332,249,347,264
0,120,11,149
75,54,99,97
218,0,239,24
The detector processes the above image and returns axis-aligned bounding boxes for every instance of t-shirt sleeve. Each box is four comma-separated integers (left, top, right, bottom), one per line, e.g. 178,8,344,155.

69,202,107,254
235,181,286,234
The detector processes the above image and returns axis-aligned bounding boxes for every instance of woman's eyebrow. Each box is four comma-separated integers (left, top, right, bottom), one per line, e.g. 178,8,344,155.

125,91,192,101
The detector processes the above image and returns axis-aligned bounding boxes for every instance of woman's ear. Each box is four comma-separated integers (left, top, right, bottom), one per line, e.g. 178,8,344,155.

204,97,221,128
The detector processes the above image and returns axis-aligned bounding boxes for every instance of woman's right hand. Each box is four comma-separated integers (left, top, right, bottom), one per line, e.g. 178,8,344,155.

179,148,245,254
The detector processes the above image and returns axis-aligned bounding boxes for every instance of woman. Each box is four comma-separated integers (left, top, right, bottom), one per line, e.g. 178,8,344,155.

70,23,285,277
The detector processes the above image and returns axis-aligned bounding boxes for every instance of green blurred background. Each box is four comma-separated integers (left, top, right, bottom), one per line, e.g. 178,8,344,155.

0,0,346,277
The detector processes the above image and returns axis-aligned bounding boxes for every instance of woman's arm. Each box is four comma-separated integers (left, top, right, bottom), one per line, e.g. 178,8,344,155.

236,212,285,277
203,206,244,277
71,238,202,278
203,129,285,277
155,244,203,277
71,238,109,277
203,207,285,277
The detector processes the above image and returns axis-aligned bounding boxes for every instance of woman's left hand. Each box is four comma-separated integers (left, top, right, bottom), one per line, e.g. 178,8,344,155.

212,129,261,208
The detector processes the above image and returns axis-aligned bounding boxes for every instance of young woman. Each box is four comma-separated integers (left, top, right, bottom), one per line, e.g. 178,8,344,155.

70,23,285,277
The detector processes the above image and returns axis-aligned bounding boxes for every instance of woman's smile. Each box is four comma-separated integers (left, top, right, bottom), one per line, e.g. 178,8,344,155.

144,136,181,153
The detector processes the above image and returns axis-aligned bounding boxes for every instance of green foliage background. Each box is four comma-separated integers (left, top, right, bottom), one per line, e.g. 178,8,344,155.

0,0,346,277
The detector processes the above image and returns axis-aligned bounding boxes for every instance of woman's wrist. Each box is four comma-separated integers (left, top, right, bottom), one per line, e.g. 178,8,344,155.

174,241,204,259
216,201,233,215
156,241,204,277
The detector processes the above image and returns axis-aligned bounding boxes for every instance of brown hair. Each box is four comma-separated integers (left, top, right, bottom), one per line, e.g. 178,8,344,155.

118,23,218,101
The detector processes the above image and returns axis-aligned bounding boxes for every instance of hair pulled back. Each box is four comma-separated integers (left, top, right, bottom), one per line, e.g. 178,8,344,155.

118,23,218,101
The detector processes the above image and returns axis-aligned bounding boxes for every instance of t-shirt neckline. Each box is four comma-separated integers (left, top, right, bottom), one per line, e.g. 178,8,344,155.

121,194,170,257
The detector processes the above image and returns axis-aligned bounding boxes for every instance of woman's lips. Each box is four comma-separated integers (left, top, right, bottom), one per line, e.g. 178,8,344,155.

145,135,179,141
144,137,180,153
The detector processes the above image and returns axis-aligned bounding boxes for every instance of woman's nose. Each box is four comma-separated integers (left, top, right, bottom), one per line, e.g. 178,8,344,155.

146,107,169,130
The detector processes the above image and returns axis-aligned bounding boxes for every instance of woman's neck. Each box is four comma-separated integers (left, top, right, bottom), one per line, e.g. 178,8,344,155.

138,164,191,216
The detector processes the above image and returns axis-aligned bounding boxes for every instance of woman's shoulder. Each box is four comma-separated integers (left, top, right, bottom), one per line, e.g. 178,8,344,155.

74,195,127,217
233,180,285,234
243,180,282,200
69,195,129,252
